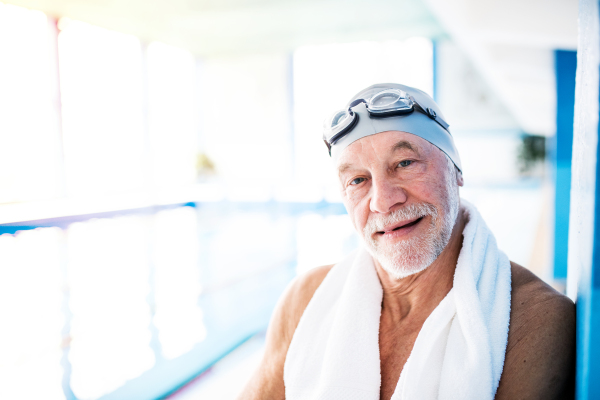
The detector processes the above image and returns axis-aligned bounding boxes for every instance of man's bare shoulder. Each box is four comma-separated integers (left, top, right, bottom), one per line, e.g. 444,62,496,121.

495,262,575,399
507,262,575,344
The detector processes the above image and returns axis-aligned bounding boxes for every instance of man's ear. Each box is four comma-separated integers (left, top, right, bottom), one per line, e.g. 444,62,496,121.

456,170,464,187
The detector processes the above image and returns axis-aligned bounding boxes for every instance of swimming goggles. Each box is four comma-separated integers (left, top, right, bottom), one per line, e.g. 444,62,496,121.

323,88,450,153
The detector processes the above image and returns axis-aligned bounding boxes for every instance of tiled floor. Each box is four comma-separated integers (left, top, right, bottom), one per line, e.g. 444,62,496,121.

168,333,266,400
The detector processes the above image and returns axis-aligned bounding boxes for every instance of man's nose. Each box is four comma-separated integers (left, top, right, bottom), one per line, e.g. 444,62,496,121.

369,178,407,213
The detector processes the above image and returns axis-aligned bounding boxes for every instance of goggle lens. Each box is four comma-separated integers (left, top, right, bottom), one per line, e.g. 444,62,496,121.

367,89,413,114
324,109,355,143
330,110,350,129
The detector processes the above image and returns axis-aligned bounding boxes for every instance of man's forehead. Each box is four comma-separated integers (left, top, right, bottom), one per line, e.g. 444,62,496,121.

336,131,427,171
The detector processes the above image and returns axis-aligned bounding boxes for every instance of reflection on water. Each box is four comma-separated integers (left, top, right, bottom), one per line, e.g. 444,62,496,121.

0,228,65,400
67,216,155,399
195,204,299,339
153,207,205,360
0,202,353,399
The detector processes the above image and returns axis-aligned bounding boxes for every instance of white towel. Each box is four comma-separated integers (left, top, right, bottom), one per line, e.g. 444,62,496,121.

284,200,512,400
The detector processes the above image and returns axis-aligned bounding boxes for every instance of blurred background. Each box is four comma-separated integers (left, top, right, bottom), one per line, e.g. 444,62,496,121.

0,0,577,399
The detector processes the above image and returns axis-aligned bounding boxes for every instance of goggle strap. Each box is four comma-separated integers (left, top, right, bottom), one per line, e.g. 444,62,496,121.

435,116,450,130
324,139,332,156
348,98,367,109
412,99,450,132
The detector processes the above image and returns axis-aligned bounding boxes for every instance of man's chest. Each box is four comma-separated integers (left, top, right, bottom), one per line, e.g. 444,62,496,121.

378,316,423,400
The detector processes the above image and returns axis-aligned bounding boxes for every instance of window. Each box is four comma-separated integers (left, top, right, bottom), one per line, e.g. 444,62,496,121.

0,4,62,203
147,42,198,188
58,19,146,197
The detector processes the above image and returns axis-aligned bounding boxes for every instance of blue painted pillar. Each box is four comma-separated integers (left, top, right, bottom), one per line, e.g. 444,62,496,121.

573,80,600,399
580,104,600,398
553,50,577,280
568,0,600,397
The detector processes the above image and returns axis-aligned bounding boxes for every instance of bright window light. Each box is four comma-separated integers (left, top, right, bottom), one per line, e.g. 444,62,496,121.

200,55,293,189
58,19,145,197
147,42,197,188
152,207,206,359
0,4,62,203
295,213,358,275
293,38,434,190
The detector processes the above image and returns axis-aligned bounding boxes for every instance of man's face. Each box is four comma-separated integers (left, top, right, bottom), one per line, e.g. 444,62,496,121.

336,130,462,279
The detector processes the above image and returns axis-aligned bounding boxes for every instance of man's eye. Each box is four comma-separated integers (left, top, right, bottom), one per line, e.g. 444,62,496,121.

349,177,365,186
398,160,413,167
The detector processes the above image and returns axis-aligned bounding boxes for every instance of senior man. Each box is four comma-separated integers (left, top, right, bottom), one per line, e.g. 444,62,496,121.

240,84,575,400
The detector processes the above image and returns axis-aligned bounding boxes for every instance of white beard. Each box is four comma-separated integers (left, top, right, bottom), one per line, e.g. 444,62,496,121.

361,158,460,280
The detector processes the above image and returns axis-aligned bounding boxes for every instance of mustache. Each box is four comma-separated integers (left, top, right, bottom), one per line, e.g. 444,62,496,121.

363,203,438,236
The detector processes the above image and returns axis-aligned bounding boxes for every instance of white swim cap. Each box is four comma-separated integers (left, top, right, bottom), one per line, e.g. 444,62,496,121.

324,83,462,172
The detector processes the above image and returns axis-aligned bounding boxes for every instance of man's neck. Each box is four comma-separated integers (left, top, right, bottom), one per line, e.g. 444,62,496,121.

374,205,467,322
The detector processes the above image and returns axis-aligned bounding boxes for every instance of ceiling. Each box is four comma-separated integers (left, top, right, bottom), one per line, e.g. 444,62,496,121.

423,0,578,135
6,0,445,56
5,0,579,135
